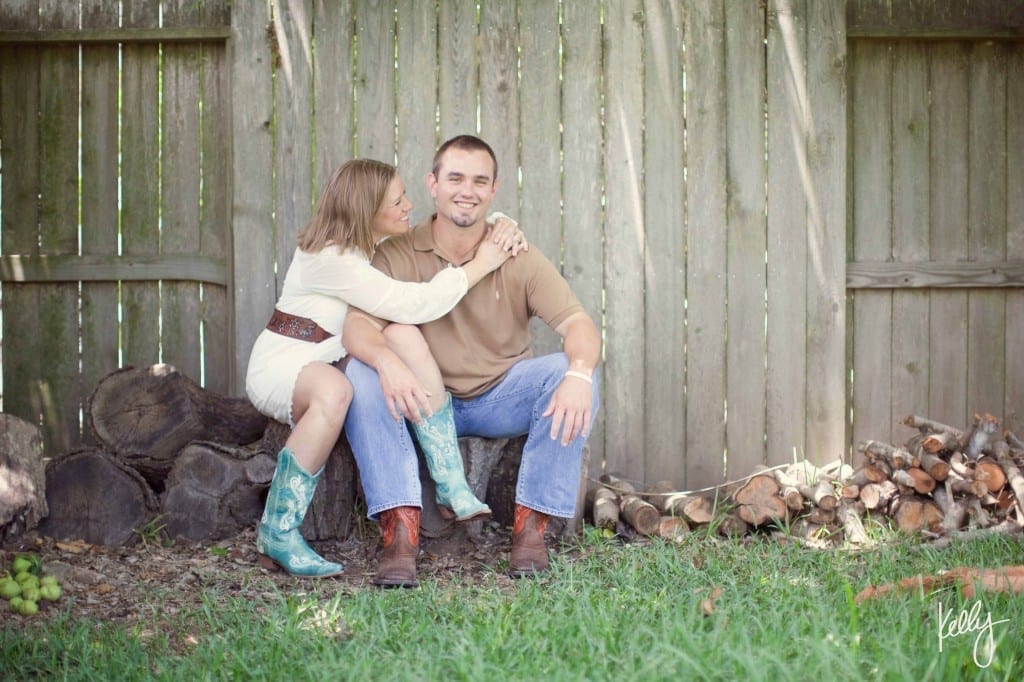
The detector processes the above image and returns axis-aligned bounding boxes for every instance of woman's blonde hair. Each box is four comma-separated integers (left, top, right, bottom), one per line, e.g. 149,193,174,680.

296,158,396,256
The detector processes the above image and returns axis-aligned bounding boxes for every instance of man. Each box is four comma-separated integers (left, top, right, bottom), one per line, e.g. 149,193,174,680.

342,134,602,587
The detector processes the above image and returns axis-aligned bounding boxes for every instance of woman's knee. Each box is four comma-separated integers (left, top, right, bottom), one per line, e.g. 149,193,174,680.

296,363,353,416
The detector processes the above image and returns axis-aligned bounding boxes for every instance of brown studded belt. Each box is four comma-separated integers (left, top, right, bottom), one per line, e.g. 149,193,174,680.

266,309,334,343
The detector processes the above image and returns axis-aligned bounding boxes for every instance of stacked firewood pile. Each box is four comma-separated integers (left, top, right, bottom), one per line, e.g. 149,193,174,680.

587,414,1024,545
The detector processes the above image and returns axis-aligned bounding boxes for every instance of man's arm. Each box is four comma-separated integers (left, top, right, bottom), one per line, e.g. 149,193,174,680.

342,309,432,422
543,311,602,445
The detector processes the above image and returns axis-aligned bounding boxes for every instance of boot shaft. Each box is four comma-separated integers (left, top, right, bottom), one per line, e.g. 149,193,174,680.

262,448,321,532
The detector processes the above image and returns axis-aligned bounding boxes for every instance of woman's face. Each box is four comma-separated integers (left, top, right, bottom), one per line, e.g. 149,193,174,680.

371,175,413,242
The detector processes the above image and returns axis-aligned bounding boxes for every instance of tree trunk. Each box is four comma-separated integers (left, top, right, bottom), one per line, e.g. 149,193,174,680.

161,441,277,543
88,364,268,487
39,449,159,547
0,414,47,543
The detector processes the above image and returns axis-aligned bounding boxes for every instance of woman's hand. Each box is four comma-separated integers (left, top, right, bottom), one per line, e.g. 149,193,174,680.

487,212,528,256
376,355,432,423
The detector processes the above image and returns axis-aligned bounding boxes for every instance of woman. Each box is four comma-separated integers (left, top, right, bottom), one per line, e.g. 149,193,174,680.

245,159,525,578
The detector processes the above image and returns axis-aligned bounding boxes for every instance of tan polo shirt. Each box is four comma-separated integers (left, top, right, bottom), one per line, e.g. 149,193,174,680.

372,218,585,399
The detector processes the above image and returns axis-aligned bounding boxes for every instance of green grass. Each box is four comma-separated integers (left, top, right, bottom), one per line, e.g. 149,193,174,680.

2,528,1022,681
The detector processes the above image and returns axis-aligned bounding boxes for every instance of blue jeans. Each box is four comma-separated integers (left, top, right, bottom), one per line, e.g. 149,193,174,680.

344,353,601,520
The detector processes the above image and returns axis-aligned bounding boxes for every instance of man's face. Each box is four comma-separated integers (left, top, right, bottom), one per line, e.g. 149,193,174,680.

427,148,498,229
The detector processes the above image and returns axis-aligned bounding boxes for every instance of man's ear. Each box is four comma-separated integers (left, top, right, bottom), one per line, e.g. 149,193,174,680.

425,171,437,195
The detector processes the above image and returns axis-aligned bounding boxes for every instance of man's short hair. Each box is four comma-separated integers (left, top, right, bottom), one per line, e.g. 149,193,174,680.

432,134,498,180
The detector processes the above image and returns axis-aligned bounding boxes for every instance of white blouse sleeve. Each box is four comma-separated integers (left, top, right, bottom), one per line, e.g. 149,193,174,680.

301,249,469,324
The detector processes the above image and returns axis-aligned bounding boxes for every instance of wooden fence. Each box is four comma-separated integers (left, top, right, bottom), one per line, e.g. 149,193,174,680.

0,1,1021,491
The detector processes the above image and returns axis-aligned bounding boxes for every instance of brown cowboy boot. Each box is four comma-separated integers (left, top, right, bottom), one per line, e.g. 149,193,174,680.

373,506,420,588
508,504,550,578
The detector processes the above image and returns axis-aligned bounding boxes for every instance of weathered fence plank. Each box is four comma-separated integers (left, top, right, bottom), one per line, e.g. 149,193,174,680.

0,0,44,446
479,1,519,221
965,42,1007,422
927,43,970,430
765,0,808,465
396,0,435,224
642,0,686,484
121,0,162,368
1008,46,1024,433
519,0,562,359
356,0,396,163
272,0,314,289
314,0,355,191
438,0,477,139
79,0,121,434
851,39,893,448
683,0,727,486
804,0,846,463
724,0,768,477
37,0,80,453
231,0,276,376
162,0,204,383
603,0,646,483
890,42,931,438
560,0,605,477
199,1,232,394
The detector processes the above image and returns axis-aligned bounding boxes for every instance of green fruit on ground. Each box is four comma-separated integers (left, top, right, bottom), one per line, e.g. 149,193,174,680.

0,579,22,599
9,596,23,612
22,586,41,602
40,575,58,587
39,584,61,601
16,573,39,589
18,599,38,616
12,556,34,575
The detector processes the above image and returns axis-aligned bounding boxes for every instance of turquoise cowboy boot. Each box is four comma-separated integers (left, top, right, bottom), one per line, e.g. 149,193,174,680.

256,448,343,578
412,393,491,521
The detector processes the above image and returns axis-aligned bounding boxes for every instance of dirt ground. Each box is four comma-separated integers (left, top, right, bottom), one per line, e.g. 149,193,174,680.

0,521,540,628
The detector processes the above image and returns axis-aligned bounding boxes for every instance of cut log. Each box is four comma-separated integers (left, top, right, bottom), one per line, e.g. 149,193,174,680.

837,502,869,544
772,469,809,511
967,497,995,528
585,486,620,530
0,414,47,543
974,457,1007,494
859,479,899,511
806,506,836,526
716,512,749,537
858,439,917,469
732,474,788,526
902,414,965,451
38,449,159,547
945,470,989,497
679,496,715,525
161,441,277,543
993,440,1024,514
620,493,662,536
932,484,967,534
845,465,889,487
657,515,690,541
88,364,268,486
646,480,678,514
916,451,950,481
798,478,838,511
890,467,936,495
891,495,943,534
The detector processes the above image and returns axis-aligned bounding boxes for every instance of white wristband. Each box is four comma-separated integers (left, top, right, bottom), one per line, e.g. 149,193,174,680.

564,370,593,384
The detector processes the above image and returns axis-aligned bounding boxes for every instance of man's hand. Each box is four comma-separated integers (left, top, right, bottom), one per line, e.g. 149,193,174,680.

376,354,433,423
542,374,593,445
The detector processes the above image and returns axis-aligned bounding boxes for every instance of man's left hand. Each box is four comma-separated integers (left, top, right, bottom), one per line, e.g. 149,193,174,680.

542,376,593,445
